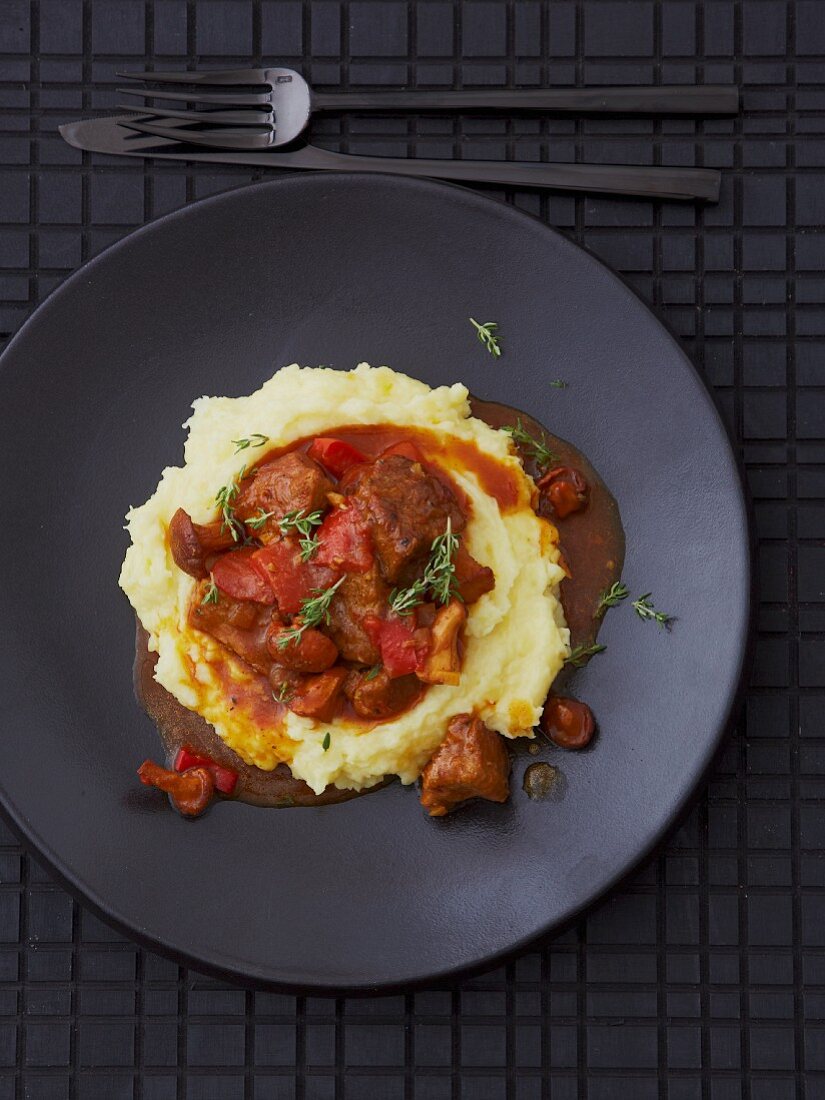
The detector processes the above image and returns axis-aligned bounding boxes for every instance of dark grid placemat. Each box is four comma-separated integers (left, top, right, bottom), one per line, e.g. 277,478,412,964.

0,0,821,1095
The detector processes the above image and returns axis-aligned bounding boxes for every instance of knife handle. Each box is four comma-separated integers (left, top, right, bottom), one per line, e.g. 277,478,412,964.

294,147,721,203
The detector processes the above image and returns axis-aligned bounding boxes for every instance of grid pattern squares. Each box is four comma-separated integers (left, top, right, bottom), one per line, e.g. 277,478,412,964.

0,0,821,1094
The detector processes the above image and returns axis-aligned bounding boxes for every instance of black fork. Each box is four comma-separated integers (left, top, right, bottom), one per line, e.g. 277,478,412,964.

117,66,740,150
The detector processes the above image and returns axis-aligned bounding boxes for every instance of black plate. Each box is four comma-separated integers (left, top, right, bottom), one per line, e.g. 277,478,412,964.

0,175,751,992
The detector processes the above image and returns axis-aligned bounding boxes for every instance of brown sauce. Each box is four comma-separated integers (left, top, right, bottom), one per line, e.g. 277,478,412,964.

133,402,625,808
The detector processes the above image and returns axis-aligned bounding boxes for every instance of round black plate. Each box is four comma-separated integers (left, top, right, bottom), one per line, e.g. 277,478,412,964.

0,175,750,992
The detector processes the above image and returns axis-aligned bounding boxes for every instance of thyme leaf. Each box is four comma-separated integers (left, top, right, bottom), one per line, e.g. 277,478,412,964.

595,581,629,618
279,509,324,561
232,433,269,454
272,681,293,704
322,732,331,752
633,593,675,630
501,419,558,471
389,518,461,616
200,580,219,606
277,577,345,648
214,471,246,542
564,642,606,668
246,507,277,531
469,317,502,357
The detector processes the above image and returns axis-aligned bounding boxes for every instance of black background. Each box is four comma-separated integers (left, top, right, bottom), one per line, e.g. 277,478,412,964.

0,0,820,1095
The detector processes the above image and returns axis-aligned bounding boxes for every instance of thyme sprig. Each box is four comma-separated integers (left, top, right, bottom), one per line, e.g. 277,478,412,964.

277,577,345,649
214,469,245,542
232,433,269,454
501,419,558,471
564,642,606,668
633,593,675,630
595,581,629,618
272,681,294,704
469,318,502,357
246,507,277,531
389,518,461,617
200,580,219,606
279,508,325,562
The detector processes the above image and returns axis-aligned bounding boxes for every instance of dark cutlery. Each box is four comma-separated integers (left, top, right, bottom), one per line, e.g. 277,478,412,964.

116,66,739,149
60,115,722,203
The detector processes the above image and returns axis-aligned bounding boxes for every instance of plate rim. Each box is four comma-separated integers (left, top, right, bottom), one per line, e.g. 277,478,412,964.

0,171,754,992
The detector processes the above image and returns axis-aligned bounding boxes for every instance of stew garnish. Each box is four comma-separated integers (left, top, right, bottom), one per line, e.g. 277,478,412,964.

200,580,220,606
501,419,558,470
469,318,502,357
276,576,346,648
277,508,324,561
389,518,461,616
564,642,606,668
633,593,674,629
595,580,629,617
232,433,270,454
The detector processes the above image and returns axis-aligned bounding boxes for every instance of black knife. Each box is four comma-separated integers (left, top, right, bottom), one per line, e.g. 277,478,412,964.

60,114,721,202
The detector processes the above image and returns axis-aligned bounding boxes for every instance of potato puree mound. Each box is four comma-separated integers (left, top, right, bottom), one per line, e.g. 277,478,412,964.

119,364,570,795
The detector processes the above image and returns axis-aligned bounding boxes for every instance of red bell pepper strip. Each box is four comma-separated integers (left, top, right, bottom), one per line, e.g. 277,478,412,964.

308,437,368,479
211,547,276,604
314,507,374,573
173,745,239,795
251,539,339,615
379,440,425,464
363,614,430,679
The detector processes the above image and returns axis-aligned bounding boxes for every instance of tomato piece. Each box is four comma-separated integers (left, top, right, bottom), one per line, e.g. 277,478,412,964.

251,539,339,615
379,440,424,464
314,507,374,573
307,437,368,479
363,613,430,679
173,745,239,795
211,547,277,604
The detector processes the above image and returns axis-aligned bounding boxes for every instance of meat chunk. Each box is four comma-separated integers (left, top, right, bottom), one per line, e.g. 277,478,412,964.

420,714,510,817
266,624,339,673
453,545,495,605
234,452,333,540
348,455,465,583
168,507,236,578
325,566,390,665
188,581,274,674
345,668,422,720
288,667,348,722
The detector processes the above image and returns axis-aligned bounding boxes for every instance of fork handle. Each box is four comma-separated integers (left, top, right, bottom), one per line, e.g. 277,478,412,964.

312,85,739,116
294,147,721,202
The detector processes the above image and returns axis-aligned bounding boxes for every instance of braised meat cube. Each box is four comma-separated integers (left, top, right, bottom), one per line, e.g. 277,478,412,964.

345,668,422,720
420,714,510,817
234,452,333,540
288,667,348,722
188,581,274,674
453,545,495,605
266,624,339,673
348,455,465,583
325,566,390,665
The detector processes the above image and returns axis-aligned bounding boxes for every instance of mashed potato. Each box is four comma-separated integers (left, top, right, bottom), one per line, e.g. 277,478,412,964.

119,364,570,794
